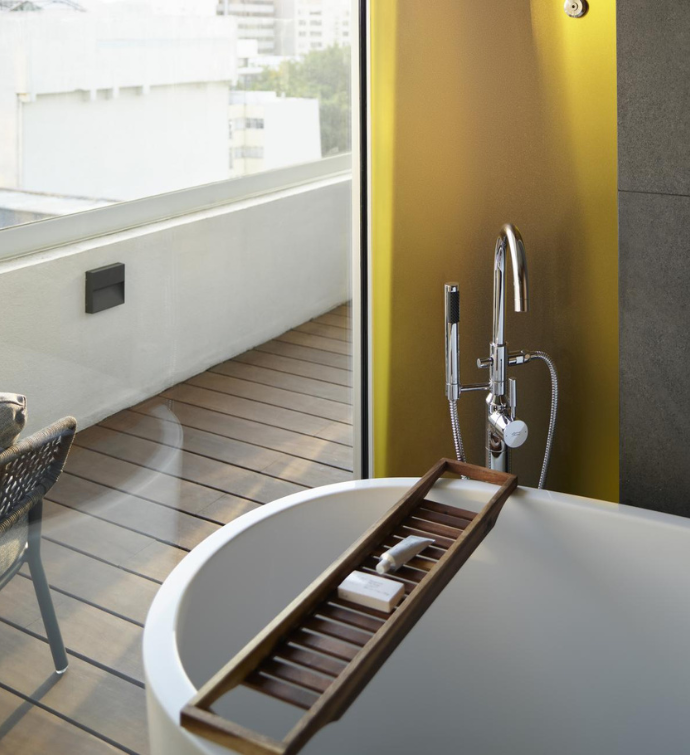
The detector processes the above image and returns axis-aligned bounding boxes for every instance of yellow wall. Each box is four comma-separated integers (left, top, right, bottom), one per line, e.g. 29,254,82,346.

371,0,618,500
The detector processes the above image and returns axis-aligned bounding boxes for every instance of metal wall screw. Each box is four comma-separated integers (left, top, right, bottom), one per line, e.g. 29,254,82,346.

564,0,588,17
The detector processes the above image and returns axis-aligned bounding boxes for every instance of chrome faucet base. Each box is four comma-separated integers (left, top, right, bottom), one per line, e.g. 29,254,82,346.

487,429,509,473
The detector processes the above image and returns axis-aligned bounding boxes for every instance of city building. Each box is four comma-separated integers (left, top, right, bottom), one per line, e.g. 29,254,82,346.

218,0,351,58
217,0,277,55
229,90,320,176
0,0,237,206
274,0,351,56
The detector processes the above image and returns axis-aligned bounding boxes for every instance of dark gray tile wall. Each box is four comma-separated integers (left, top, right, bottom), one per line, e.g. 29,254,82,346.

619,193,690,513
618,1,690,196
618,2,690,514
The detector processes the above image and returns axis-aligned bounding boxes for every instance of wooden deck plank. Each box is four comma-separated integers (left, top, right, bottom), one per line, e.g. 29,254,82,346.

315,421,354,446
101,409,282,472
45,595,145,684
121,540,188,584
42,500,186,584
186,371,352,425
233,349,352,387
0,578,144,684
20,540,158,626
0,579,67,633
0,686,121,755
132,398,352,471
75,426,306,505
161,382,338,437
48,473,221,550
209,360,352,404
330,304,351,319
0,621,149,754
63,445,228,516
100,410,350,489
259,456,351,489
43,500,159,573
312,313,351,330
255,339,352,370
295,321,352,343
276,330,352,356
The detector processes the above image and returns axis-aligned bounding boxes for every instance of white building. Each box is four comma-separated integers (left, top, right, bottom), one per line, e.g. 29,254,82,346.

274,0,351,56
0,1,237,203
236,51,292,88
218,0,350,58
229,91,320,177
217,0,276,55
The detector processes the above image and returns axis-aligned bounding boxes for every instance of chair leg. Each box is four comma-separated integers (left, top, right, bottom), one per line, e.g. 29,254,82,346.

27,501,68,674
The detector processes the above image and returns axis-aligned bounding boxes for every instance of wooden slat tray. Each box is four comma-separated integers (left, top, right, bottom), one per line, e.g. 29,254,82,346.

181,458,517,755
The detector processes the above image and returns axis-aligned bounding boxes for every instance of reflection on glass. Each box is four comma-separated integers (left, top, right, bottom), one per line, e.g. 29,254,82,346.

0,0,351,229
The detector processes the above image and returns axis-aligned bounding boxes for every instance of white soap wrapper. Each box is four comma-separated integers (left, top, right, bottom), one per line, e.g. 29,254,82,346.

337,570,405,613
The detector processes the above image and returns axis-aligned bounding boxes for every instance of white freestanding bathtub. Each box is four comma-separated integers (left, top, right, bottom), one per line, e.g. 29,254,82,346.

144,478,690,755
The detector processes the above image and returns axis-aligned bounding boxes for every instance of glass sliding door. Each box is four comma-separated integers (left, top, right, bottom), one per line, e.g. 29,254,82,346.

0,1,362,751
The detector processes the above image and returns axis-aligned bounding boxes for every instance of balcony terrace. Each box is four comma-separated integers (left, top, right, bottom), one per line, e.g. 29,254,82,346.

0,304,352,754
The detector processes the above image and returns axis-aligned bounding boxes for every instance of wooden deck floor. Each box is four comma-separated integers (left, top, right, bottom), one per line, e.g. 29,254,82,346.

0,305,353,755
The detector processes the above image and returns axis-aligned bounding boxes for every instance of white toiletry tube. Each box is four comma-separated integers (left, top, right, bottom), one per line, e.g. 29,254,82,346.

376,535,435,574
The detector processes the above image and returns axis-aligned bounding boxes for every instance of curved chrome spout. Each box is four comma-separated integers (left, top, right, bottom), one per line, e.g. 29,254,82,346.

492,223,529,347
490,224,529,399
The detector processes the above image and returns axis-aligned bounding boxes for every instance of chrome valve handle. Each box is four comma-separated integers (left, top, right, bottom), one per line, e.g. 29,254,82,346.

478,351,531,370
488,411,529,449
488,378,528,448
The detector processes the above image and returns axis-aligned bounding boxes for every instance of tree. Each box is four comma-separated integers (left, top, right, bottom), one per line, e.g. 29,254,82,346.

242,46,351,157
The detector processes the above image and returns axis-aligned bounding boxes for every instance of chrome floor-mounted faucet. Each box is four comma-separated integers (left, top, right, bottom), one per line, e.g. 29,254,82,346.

477,224,530,472
444,223,559,483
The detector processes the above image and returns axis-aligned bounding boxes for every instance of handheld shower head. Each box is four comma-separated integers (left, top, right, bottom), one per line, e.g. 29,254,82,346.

445,282,460,401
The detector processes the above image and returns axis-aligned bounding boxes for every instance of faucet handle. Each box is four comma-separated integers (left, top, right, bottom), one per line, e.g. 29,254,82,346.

509,377,517,421
477,357,491,369
488,410,529,449
508,350,532,366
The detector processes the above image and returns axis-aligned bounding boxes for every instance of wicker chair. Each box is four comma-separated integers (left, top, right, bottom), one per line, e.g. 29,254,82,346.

0,416,77,674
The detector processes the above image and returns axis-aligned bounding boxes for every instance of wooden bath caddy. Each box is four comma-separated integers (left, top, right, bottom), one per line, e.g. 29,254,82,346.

181,458,517,755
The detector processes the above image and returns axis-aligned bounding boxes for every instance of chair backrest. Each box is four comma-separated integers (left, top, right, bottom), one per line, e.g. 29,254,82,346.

0,417,77,529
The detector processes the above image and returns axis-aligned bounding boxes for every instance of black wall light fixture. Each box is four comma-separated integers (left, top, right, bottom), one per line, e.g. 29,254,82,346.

85,263,125,314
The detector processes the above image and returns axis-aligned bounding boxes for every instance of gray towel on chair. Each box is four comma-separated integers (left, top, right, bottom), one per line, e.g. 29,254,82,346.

0,393,27,451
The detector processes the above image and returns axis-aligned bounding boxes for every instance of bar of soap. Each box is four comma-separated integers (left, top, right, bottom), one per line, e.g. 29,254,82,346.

337,570,404,613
